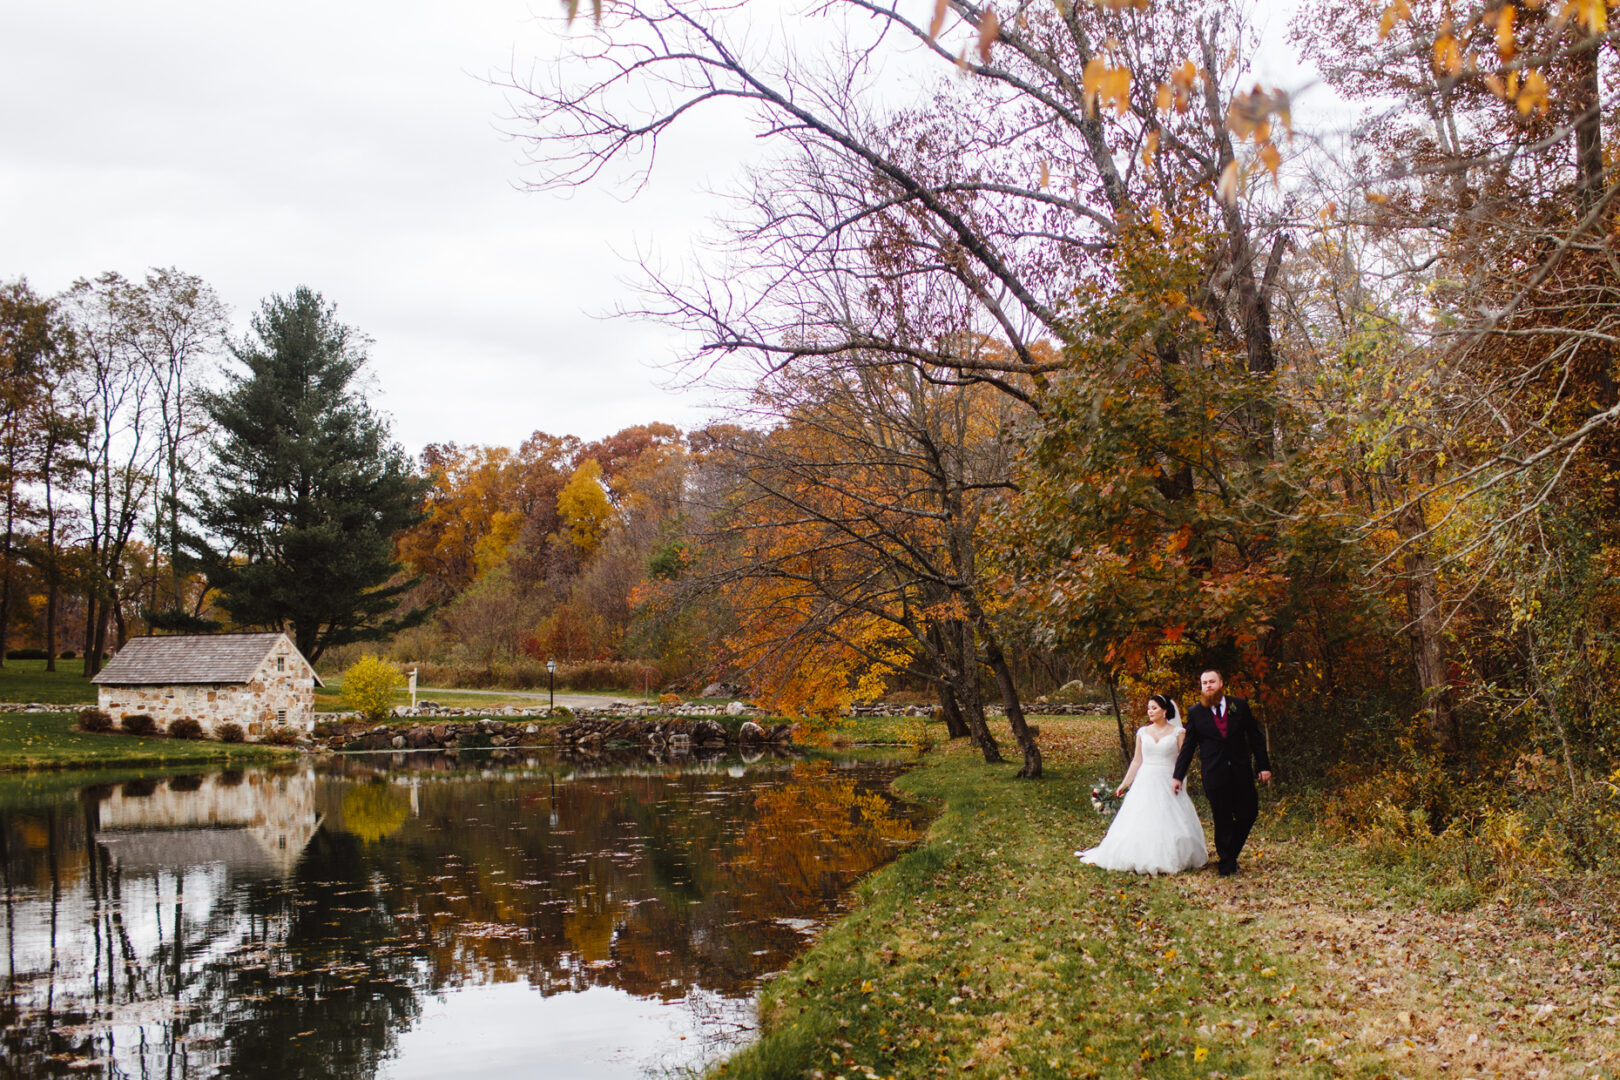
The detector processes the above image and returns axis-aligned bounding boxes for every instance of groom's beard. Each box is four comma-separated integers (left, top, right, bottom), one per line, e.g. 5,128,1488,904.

1200,692,1220,707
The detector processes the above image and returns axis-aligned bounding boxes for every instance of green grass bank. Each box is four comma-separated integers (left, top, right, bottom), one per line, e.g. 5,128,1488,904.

715,717,1619,1080
0,658,98,705
0,711,295,771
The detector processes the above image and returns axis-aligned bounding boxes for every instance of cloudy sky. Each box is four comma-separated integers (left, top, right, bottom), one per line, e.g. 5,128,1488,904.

1,1,761,454
3,2,1321,457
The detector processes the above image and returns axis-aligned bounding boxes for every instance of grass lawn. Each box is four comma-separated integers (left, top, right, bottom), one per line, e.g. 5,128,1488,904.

0,658,98,705
0,711,294,771
715,715,1620,1080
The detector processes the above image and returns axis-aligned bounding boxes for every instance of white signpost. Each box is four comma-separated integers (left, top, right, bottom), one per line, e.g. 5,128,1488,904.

408,668,418,710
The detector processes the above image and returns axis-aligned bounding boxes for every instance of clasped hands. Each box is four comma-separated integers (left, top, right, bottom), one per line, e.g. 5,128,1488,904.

1170,771,1271,795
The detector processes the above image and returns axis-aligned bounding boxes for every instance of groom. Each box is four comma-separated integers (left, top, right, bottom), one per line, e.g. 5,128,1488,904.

1171,669,1273,876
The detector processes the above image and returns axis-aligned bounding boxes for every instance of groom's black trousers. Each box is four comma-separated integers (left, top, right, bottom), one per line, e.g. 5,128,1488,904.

1203,773,1259,869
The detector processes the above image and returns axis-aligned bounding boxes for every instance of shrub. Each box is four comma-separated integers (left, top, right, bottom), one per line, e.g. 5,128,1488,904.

342,655,405,721
5,648,49,660
564,660,661,692
313,720,342,738
217,722,245,743
263,727,302,746
548,704,575,720
168,717,205,740
658,692,682,707
77,708,114,733
60,650,75,660
120,714,157,736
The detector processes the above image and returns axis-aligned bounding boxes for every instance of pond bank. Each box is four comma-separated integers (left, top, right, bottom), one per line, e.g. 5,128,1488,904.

0,711,296,770
715,716,1620,1080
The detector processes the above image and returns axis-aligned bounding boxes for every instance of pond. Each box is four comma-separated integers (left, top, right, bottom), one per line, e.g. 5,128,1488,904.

0,747,929,1079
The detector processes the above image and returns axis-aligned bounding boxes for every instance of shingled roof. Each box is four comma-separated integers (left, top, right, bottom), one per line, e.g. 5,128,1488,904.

92,633,322,686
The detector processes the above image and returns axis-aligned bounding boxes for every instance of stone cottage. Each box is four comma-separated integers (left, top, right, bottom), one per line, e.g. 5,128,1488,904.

92,632,322,739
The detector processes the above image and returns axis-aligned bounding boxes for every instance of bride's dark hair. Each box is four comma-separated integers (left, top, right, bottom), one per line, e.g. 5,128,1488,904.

1148,694,1181,722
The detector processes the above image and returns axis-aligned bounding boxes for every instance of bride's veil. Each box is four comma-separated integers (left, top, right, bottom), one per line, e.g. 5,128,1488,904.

1167,698,1184,732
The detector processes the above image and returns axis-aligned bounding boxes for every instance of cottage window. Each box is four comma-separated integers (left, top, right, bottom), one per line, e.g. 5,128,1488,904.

277,709,287,724
277,656,285,672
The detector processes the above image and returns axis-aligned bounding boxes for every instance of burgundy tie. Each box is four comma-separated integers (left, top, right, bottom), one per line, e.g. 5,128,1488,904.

1214,700,1229,739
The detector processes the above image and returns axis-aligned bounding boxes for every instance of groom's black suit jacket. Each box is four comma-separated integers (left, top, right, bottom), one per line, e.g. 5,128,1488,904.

1172,696,1272,786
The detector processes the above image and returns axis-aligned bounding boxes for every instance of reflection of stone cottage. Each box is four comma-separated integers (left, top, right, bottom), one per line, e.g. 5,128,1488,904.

95,767,322,878
92,632,322,739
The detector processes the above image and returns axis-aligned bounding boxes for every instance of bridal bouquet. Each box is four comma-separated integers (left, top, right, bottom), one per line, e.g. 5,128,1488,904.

1089,778,1123,817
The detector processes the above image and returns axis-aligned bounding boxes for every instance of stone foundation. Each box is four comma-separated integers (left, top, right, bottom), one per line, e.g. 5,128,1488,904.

97,678,315,740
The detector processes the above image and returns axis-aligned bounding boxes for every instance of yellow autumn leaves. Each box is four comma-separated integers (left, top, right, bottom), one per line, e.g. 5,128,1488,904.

1084,55,1133,115
1383,0,1609,118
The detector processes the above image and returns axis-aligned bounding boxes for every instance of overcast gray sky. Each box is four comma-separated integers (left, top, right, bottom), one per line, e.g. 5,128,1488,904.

1,1,756,454
3,2,1323,457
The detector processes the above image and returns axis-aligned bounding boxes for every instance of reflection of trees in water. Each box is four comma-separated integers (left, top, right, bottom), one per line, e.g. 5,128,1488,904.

1,771,423,1080
1,755,925,1078
333,758,925,1003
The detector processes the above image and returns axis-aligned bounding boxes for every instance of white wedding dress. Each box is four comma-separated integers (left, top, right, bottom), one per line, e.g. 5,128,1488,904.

1078,725,1209,874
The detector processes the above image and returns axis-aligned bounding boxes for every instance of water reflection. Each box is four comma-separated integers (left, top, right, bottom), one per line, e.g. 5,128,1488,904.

0,750,924,1079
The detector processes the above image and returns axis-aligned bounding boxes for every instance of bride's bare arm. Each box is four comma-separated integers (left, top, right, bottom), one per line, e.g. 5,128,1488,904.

1117,736,1143,796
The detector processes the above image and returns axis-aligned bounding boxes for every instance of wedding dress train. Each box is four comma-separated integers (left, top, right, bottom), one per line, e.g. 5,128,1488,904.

1078,726,1209,874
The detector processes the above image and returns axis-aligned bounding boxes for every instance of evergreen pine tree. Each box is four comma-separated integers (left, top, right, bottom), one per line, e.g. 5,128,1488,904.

186,287,427,662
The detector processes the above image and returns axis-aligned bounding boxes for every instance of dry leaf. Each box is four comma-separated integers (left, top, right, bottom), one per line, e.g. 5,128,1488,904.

1564,0,1608,34
1141,128,1160,169
1433,33,1463,75
1260,142,1281,182
1216,160,1240,204
1170,59,1198,112
1228,85,1291,142
1517,68,1549,115
1496,4,1517,59
977,9,1000,64
1379,0,1413,39
929,0,948,42
1150,206,1166,234
1039,159,1051,189
1082,58,1132,116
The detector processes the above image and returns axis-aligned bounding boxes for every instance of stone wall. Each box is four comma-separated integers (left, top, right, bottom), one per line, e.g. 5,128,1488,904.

98,641,316,740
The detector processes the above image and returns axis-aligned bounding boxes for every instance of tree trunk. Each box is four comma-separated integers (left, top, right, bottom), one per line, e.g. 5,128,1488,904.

90,595,110,678
934,680,971,739
1393,496,1459,753
1107,675,1132,765
0,567,9,670
1572,42,1604,213
45,582,58,672
111,589,128,651
926,622,973,739
946,620,1002,762
953,668,1002,763
82,592,97,678
981,632,1042,779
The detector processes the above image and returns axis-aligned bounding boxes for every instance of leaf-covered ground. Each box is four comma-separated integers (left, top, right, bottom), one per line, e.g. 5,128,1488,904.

713,717,1620,1080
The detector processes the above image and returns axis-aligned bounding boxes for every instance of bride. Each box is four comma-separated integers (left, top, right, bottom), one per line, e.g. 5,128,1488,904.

1077,694,1209,874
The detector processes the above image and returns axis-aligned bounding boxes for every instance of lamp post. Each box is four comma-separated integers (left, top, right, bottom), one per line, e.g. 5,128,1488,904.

547,658,556,713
